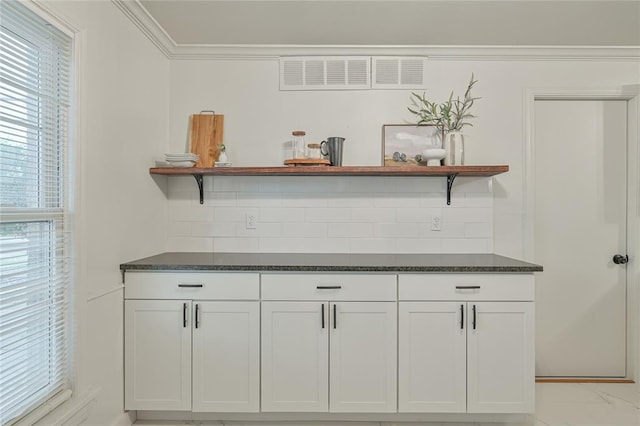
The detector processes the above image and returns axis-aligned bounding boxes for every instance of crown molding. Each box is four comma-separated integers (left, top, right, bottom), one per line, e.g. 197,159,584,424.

113,0,640,61
111,0,176,58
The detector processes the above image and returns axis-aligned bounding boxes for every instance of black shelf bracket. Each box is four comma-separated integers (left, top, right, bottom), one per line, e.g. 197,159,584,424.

193,174,204,204
446,174,458,205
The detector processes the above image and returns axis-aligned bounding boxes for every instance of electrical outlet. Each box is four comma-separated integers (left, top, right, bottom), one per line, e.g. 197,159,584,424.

246,212,257,229
431,214,442,231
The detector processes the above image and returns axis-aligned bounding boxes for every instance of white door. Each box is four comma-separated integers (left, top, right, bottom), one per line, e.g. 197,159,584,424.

261,301,329,412
398,302,466,413
192,301,260,412
534,100,627,377
329,302,397,413
467,302,535,413
124,300,191,411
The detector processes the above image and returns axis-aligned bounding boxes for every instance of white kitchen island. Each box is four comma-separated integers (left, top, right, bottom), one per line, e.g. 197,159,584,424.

120,252,541,423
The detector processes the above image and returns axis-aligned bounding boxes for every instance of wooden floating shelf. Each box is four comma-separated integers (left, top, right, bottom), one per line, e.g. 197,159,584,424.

149,165,509,205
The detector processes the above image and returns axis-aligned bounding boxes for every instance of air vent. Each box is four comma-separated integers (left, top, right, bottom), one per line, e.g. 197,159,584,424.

280,56,370,91
371,57,427,89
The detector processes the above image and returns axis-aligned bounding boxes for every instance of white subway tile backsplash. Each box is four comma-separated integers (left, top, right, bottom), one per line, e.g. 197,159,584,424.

236,222,283,238
213,207,252,223
327,193,374,208
419,192,447,208
207,191,237,207
191,221,237,237
395,238,443,253
465,222,493,238
305,208,351,223
374,193,420,208
349,238,396,253
260,207,305,223
396,208,441,223
374,223,420,238
350,208,396,223
280,223,328,238
444,207,492,223
167,236,214,252
167,221,191,237
442,238,490,253
166,175,495,254
237,192,282,207
281,193,329,208
328,223,373,238
214,237,260,252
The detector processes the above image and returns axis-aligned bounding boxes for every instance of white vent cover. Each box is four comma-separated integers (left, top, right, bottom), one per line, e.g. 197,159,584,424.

371,56,427,89
280,56,370,91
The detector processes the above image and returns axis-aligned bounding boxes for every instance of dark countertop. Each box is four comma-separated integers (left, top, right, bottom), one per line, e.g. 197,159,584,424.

120,252,542,273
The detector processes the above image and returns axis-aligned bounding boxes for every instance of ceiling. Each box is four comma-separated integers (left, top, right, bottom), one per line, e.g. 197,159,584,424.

137,0,640,46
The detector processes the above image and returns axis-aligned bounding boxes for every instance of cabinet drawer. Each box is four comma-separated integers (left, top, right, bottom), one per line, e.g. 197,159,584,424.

261,274,397,301
399,274,534,301
125,272,259,300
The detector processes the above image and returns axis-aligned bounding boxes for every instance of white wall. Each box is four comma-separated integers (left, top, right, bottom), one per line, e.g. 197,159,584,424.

36,1,170,424
168,58,640,258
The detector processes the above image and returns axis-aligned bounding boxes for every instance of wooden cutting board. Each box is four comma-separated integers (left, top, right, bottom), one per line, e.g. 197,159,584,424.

188,113,224,167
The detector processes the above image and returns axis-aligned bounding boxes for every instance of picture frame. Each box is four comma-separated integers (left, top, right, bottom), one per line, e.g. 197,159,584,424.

382,124,444,166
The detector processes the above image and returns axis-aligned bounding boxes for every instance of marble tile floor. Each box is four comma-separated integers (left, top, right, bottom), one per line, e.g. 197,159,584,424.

134,382,640,426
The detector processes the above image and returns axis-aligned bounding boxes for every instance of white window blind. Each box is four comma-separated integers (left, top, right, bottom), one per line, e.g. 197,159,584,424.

0,1,72,425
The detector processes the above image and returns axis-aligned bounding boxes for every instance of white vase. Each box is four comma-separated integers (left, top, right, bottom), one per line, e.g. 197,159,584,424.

444,131,465,166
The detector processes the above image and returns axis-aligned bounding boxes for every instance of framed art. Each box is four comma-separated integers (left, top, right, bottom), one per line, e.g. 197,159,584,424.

382,124,444,166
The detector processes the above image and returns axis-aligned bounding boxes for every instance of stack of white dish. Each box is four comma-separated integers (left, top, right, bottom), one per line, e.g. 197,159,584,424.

164,153,199,167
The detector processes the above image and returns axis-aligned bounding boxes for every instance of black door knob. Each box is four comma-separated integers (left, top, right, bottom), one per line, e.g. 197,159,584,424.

613,254,629,264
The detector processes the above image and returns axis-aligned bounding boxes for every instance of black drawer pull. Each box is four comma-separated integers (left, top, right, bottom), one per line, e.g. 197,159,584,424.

317,285,342,290
183,303,187,328
333,304,337,329
472,304,477,330
195,304,200,329
455,285,480,290
178,284,204,288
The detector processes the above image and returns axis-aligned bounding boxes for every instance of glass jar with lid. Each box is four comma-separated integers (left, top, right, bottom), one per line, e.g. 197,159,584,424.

306,143,322,160
292,131,306,159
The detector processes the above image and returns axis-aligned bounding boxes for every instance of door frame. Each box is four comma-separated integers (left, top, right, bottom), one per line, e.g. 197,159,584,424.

524,87,640,381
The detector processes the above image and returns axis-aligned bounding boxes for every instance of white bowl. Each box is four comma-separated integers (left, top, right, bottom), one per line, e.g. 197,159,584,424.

421,148,446,166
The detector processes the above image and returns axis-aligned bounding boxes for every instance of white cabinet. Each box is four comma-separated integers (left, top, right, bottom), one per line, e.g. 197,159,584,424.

467,301,535,413
192,301,260,412
398,274,535,414
329,301,397,413
124,299,192,411
261,274,397,413
124,272,260,412
261,302,329,412
398,302,466,413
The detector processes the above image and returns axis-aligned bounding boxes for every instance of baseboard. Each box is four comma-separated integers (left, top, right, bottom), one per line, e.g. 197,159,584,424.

110,411,136,426
536,378,635,383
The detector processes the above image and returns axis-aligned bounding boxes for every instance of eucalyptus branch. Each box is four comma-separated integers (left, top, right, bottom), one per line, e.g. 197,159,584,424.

407,73,479,133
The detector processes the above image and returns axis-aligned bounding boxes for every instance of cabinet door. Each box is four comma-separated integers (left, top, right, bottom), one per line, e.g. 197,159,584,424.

329,302,397,413
192,301,259,412
124,300,191,410
261,301,329,412
398,302,466,413
467,301,535,413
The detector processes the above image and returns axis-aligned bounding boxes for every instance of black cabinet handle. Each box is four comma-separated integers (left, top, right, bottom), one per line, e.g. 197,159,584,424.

613,254,629,264
178,283,204,288
460,304,464,330
195,304,200,329
455,285,480,290
333,304,337,329
317,285,342,290
183,302,187,328
472,305,477,330
321,304,325,329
